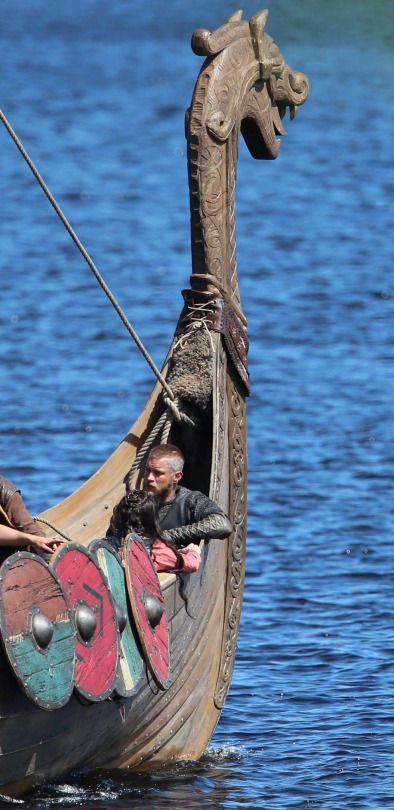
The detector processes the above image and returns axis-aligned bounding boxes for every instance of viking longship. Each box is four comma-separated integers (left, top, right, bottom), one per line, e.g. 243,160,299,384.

0,10,308,796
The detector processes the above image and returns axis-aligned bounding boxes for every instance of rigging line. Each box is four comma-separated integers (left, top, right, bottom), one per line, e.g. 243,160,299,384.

33,516,74,542
0,108,175,402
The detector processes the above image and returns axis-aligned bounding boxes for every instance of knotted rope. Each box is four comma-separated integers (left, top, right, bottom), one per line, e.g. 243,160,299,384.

125,395,199,490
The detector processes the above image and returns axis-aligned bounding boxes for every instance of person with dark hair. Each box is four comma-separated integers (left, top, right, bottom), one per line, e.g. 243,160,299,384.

106,489,201,574
0,474,64,558
138,444,233,548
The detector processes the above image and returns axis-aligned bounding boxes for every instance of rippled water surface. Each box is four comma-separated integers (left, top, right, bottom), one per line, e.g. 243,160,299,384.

1,1,394,807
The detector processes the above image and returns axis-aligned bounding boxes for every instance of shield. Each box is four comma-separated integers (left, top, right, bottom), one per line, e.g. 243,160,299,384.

124,535,170,690
90,539,143,696
52,544,118,701
0,552,75,710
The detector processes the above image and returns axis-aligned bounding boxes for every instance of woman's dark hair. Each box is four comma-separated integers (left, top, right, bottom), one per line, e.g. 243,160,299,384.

115,490,160,539
113,489,177,553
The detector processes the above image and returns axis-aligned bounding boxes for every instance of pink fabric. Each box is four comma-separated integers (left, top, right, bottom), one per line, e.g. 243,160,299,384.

179,544,201,573
152,540,201,574
151,541,179,572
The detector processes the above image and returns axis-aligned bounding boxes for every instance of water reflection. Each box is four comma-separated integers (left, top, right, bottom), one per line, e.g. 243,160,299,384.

14,747,246,810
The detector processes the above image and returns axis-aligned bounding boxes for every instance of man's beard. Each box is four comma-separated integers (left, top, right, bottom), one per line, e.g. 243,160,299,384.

154,482,173,504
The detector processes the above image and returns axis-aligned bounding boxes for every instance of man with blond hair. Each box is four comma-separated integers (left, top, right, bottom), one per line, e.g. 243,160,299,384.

139,444,232,547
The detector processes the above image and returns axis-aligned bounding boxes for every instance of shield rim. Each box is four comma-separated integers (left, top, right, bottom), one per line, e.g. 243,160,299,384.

89,538,144,697
0,551,76,711
124,534,171,691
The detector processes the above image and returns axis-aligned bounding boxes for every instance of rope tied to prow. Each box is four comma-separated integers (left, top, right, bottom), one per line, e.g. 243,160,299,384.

173,301,216,355
124,394,200,490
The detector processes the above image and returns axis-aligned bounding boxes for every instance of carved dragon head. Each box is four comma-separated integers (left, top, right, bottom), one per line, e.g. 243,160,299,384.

191,9,310,159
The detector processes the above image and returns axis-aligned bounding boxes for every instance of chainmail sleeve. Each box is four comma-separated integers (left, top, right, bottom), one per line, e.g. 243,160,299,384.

164,512,233,547
189,491,230,523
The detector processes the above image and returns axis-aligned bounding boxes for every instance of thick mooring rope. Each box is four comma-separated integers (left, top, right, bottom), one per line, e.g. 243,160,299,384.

124,411,170,491
0,108,176,403
124,394,197,490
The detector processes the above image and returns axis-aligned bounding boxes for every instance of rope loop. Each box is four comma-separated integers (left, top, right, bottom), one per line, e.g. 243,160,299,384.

162,395,197,428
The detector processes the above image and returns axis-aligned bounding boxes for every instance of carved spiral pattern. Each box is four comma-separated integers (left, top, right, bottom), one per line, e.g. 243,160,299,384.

214,375,247,708
212,341,227,504
188,11,309,710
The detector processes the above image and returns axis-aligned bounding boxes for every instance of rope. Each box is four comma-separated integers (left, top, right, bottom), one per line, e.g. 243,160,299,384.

124,409,170,490
33,516,74,542
162,395,197,428
0,108,176,403
190,273,247,325
161,415,173,444
125,395,198,490
173,311,215,354
0,504,13,527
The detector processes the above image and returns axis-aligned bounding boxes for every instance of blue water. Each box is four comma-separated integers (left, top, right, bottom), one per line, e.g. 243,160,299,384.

1,1,394,807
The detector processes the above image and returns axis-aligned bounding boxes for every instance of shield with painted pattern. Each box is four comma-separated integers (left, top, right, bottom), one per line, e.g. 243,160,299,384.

0,552,75,710
90,539,143,696
52,543,118,701
124,534,170,690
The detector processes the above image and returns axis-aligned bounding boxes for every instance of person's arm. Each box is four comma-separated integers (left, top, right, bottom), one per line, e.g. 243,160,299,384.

163,490,233,546
6,491,45,537
163,511,232,546
152,539,201,574
0,524,63,555
164,491,233,546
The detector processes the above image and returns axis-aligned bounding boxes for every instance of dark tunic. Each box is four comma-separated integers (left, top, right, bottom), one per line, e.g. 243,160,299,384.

106,485,232,550
158,486,224,531
157,486,232,548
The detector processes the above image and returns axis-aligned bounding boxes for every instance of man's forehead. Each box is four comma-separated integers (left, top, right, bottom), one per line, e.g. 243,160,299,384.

146,456,171,470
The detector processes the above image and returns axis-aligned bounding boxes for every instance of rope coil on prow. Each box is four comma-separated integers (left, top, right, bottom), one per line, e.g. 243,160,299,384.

124,304,215,491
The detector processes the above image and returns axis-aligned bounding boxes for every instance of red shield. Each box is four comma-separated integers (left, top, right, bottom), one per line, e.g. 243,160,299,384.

0,552,75,710
124,535,170,690
52,544,118,701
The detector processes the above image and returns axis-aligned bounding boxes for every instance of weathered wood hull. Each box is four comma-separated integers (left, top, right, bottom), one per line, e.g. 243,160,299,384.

0,330,247,796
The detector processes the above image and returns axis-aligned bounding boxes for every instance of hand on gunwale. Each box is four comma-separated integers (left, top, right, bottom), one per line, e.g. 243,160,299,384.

28,535,67,556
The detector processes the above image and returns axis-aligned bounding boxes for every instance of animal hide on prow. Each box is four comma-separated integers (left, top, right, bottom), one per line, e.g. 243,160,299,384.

166,328,213,410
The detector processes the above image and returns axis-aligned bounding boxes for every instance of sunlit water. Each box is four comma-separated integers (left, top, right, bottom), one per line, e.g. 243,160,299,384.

1,1,394,807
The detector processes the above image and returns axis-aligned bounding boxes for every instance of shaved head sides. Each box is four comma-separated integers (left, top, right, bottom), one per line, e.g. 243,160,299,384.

147,445,184,474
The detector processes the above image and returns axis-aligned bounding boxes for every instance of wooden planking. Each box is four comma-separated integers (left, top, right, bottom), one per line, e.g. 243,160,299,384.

101,540,226,768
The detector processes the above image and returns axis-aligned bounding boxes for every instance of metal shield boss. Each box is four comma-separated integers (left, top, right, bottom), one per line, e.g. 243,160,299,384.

53,544,118,701
0,553,75,710
90,539,143,696
124,535,170,690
